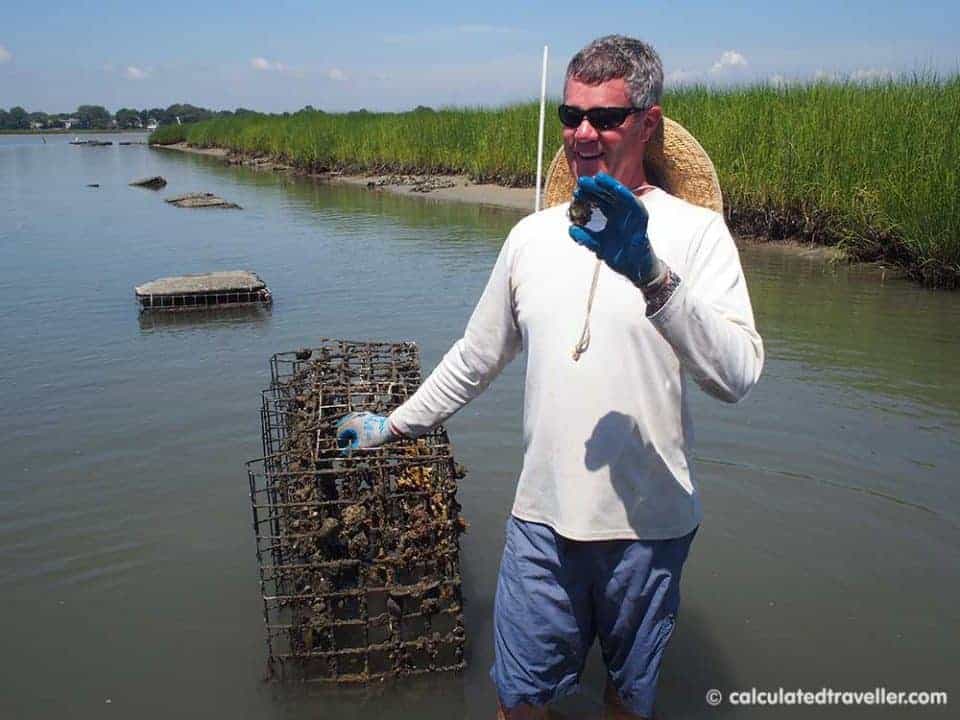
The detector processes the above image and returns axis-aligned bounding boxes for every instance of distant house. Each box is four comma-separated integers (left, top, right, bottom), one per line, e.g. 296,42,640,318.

146,118,159,131
64,117,80,130
30,121,44,130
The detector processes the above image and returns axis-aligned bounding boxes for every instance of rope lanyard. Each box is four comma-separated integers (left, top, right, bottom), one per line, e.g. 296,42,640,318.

571,258,603,361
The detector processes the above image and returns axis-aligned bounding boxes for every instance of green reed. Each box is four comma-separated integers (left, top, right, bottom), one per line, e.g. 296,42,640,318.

667,76,960,286
150,76,960,287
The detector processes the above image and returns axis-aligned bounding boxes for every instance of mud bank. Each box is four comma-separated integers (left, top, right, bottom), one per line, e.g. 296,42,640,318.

153,142,536,211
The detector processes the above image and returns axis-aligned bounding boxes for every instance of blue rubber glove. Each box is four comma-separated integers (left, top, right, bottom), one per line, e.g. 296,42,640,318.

568,173,665,287
335,412,397,454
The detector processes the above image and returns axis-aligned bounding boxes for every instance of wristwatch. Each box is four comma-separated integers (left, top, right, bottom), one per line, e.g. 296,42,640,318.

639,267,681,316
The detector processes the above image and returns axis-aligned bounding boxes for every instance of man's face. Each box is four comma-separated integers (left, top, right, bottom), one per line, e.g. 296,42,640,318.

562,76,660,189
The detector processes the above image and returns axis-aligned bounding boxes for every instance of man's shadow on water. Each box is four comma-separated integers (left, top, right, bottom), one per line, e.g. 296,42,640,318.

560,411,739,718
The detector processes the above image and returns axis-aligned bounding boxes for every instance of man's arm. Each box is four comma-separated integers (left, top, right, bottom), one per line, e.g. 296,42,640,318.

647,215,764,403
567,173,763,404
388,232,523,437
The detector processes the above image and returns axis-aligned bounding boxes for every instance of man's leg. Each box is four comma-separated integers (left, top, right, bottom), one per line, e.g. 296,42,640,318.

497,699,578,719
497,698,548,719
593,527,698,719
491,516,595,718
603,679,646,720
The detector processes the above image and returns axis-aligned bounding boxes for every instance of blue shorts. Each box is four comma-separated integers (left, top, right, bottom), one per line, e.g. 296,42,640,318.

491,516,697,717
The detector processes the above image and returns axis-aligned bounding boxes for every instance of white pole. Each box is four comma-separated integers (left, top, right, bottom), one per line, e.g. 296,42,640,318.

535,45,549,212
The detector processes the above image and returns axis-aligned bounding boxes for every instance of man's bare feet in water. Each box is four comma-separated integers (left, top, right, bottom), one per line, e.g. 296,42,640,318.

603,681,650,719
496,684,651,720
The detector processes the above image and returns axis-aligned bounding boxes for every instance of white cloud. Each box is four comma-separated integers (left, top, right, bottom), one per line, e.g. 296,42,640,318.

665,68,700,86
850,67,893,82
769,73,786,87
0,44,12,64
123,65,148,80
710,50,748,74
250,56,288,72
326,67,345,81
814,69,839,82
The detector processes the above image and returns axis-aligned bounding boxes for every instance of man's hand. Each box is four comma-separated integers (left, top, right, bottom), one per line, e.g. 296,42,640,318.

568,173,666,288
335,412,397,454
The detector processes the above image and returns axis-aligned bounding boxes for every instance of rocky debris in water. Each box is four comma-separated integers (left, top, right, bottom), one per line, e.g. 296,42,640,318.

226,154,291,172
409,177,457,193
129,176,167,190
165,192,241,209
119,141,147,146
365,174,457,193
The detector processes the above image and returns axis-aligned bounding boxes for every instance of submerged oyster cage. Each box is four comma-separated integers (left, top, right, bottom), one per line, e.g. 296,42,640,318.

135,270,272,312
247,340,467,683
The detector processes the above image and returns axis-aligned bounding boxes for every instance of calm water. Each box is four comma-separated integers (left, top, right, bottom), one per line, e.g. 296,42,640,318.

1,134,958,719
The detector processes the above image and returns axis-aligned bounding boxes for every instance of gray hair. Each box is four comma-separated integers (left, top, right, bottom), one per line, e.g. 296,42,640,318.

565,35,663,110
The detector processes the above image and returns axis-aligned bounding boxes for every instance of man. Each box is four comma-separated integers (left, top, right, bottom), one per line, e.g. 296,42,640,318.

337,35,763,719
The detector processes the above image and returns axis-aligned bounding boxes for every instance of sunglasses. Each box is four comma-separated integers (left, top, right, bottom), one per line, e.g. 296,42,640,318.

558,104,646,130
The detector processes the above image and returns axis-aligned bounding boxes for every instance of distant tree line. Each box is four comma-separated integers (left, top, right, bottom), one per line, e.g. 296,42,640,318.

1,102,441,131
0,103,256,130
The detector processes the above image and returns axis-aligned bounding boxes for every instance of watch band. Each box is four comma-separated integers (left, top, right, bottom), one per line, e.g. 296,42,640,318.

641,267,681,316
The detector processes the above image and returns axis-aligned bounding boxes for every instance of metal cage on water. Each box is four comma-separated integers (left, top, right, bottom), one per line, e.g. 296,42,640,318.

247,340,468,683
134,270,272,312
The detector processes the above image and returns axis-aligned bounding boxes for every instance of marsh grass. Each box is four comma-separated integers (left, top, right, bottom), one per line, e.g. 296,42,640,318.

151,76,960,287
668,76,960,286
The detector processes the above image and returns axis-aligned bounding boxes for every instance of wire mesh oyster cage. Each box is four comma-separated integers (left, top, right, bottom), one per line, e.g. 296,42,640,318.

247,339,468,683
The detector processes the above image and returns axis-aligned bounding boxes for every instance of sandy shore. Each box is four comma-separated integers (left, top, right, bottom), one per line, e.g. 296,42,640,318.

158,142,229,158
154,142,536,212
737,235,846,262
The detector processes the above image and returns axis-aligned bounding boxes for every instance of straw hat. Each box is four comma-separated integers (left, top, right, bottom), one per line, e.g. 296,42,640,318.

543,116,723,214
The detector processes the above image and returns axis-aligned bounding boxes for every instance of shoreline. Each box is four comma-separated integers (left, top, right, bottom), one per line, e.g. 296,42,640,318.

151,142,894,272
154,142,537,211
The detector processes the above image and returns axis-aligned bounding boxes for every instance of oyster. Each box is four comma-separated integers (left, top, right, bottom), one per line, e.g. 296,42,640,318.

568,197,593,227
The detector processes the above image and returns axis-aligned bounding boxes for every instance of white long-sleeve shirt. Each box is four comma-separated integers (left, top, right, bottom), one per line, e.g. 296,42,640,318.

390,188,764,540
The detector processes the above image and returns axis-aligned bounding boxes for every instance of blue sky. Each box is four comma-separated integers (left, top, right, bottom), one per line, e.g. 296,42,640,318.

1,1,957,112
